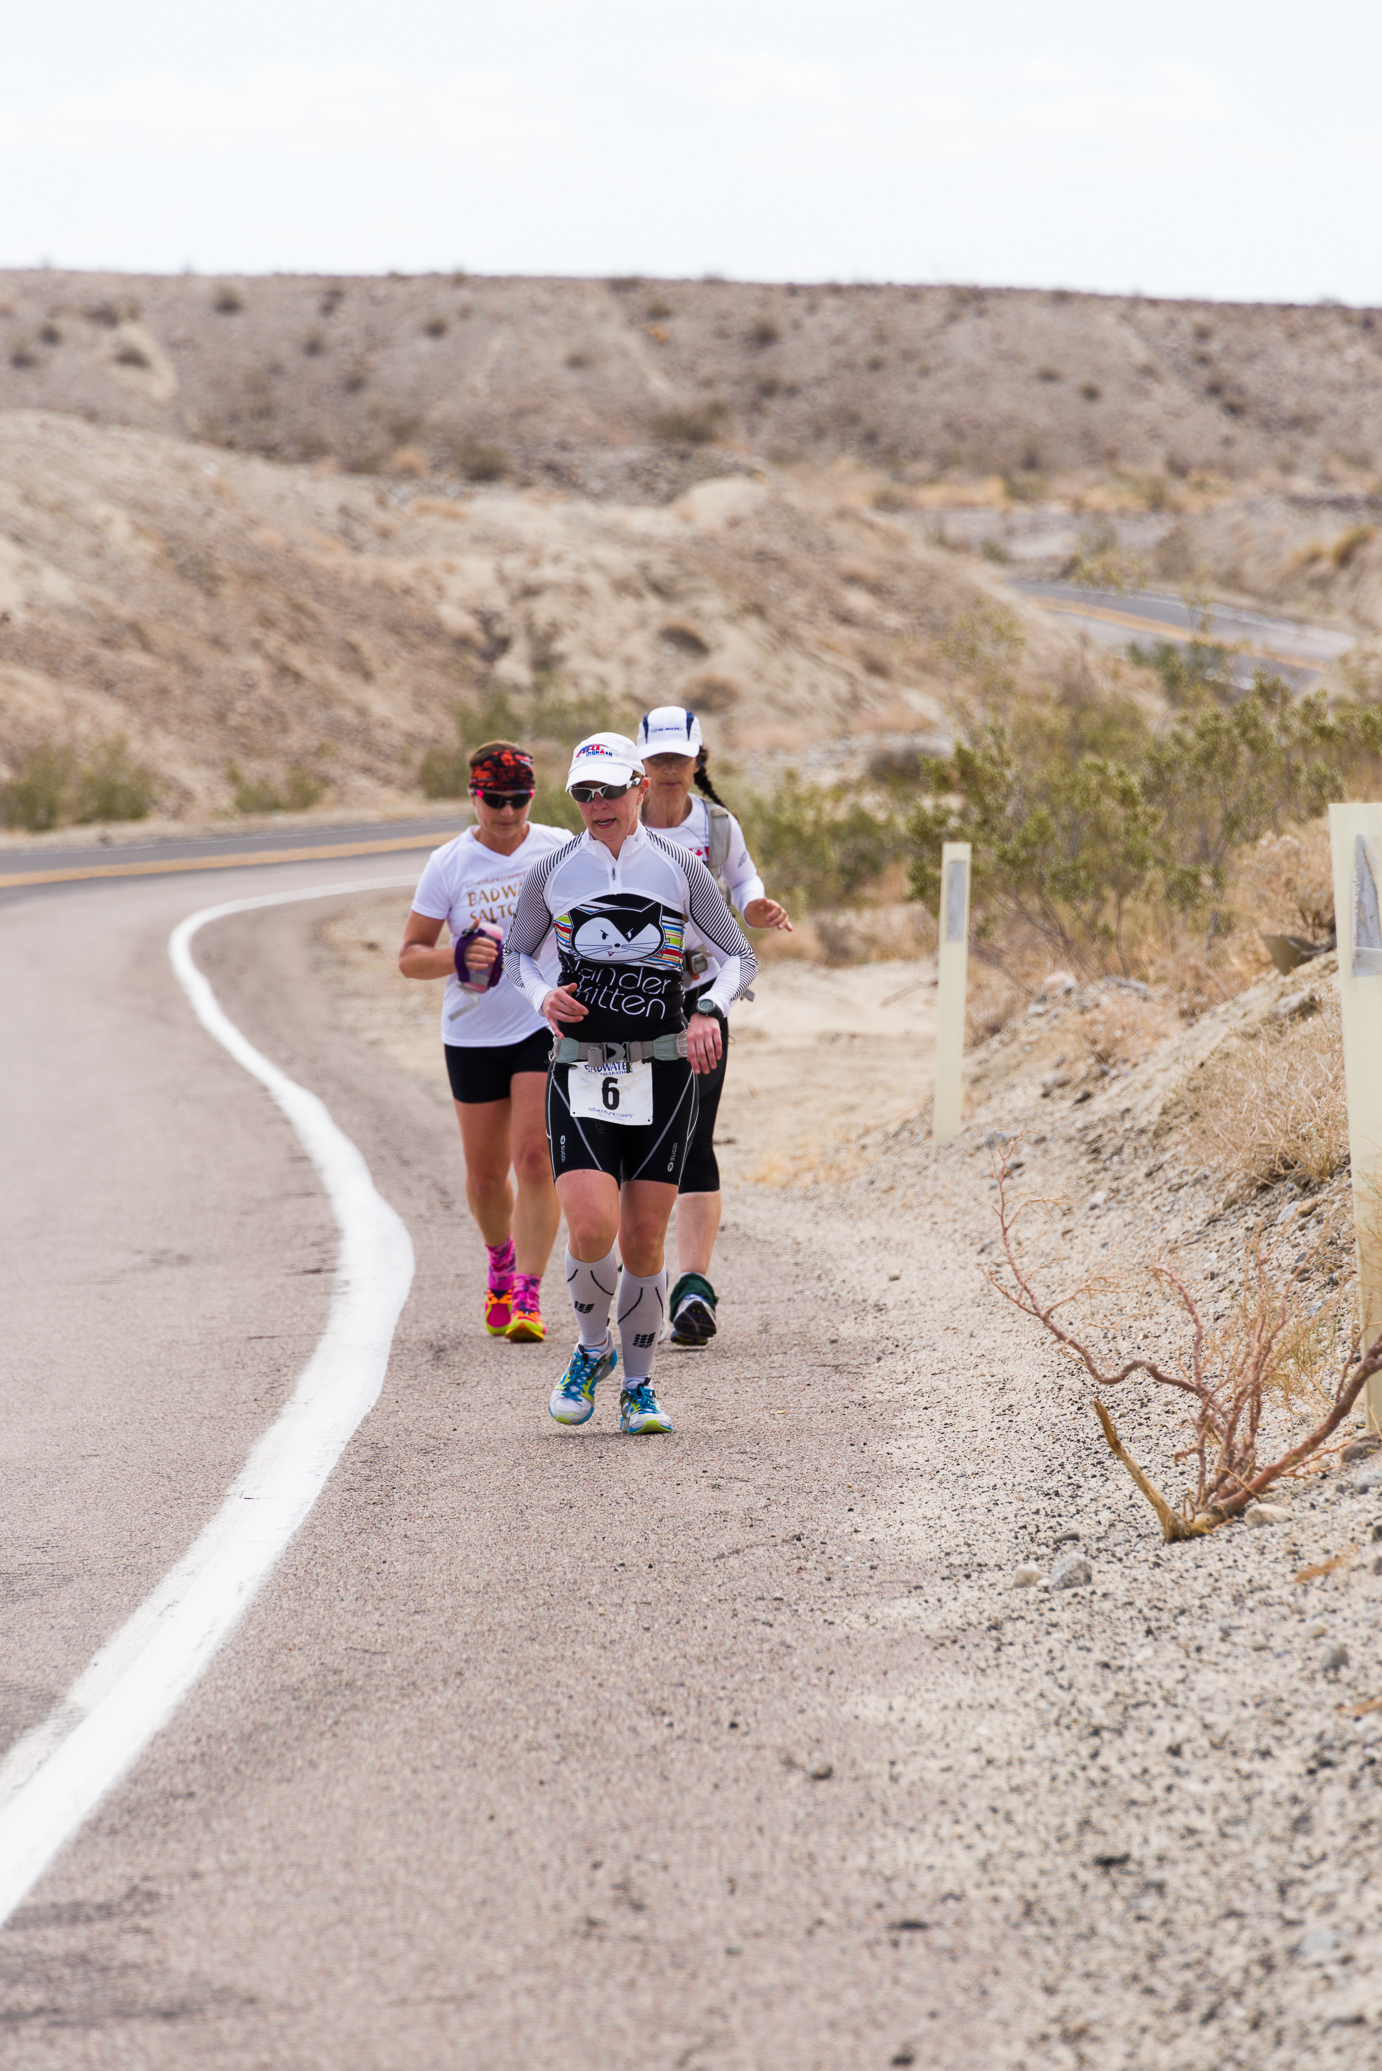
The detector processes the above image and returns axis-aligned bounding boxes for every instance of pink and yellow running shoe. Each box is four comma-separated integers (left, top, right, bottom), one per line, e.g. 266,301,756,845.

484,1285,513,1337
506,1303,545,1343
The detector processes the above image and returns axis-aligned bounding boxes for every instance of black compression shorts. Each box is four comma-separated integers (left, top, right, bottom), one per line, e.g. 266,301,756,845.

678,996,726,1194
445,1028,552,1105
547,1057,699,1187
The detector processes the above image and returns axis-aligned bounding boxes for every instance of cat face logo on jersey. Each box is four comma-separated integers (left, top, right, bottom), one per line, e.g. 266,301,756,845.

557,893,684,968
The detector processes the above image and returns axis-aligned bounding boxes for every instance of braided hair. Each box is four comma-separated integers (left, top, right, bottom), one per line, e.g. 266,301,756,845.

693,746,730,808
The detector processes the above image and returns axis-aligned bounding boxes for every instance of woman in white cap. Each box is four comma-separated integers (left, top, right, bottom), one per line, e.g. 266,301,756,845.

398,740,569,1343
504,732,757,1434
636,706,792,1348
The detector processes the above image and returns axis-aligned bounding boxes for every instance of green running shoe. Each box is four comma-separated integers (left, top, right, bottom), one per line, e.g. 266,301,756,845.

668,1271,717,1349
548,1337,618,1425
619,1383,673,1434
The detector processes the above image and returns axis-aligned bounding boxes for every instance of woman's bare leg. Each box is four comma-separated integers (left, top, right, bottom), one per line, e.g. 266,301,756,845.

508,1070,561,1276
454,1098,515,1244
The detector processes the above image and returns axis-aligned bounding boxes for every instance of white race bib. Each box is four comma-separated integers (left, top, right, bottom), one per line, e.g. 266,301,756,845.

568,1058,654,1126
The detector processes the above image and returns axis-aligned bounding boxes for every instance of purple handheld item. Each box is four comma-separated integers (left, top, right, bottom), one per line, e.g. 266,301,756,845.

454,920,505,993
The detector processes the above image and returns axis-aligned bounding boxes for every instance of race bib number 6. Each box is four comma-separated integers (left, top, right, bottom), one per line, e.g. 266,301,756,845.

568,1059,654,1126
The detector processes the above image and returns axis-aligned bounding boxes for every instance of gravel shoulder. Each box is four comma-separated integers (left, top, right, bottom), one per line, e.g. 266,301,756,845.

326,901,1382,2066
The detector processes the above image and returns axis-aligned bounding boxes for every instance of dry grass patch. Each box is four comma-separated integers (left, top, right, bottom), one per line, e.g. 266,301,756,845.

1191,988,1346,1196
1233,821,1335,944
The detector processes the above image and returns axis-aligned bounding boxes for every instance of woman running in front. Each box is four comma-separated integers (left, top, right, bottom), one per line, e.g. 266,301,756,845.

637,706,792,1348
398,741,569,1342
504,731,757,1433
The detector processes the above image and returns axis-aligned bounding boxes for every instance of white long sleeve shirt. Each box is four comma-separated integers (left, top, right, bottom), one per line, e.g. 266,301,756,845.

650,795,765,911
503,824,757,1045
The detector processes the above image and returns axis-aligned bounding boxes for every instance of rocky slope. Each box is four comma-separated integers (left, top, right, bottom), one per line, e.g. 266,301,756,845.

3,270,1382,489
0,410,1113,820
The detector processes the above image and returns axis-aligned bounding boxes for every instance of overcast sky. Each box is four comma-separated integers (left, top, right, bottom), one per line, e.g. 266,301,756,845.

2,0,1378,304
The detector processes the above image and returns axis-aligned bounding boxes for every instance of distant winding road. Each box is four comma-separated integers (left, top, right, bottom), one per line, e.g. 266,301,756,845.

1009,579,1357,691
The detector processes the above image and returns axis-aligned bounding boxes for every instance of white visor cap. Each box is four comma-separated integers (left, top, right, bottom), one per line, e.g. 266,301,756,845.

636,706,703,759
566,731,646,792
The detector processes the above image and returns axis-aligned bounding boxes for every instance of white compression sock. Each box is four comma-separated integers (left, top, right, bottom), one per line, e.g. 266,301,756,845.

565,1246,619,1349
616,1266,669,1383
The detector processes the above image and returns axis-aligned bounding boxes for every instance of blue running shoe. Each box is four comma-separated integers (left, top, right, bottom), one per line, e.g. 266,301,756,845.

619,1382,673,1435
548,1337,618,1425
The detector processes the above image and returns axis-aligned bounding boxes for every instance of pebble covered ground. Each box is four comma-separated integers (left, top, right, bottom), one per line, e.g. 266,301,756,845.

733,949,1380,2066
322,907,1378,2065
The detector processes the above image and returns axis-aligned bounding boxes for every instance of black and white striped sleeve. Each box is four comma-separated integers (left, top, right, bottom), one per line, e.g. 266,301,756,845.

503,840,575,1013
678,845,758,1011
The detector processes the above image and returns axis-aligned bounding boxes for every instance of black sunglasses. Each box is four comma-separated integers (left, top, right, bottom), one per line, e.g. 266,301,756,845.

473,789,533,809
571,780,636,803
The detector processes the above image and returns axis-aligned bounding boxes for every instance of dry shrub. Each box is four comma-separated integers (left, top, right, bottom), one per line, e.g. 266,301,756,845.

1192,988,1347,1193
989,1155,1374,1538
1231,820,1334,941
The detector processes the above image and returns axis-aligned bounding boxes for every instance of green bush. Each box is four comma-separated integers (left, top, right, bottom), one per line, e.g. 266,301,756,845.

0,743,73,830
1127,636,1234,704
226,761,326,813
419,689,633,800
419,740,469,799
76,736,158,823
651,403,727,446
736,770,897,911
0,734,156,831
905,674,1382,967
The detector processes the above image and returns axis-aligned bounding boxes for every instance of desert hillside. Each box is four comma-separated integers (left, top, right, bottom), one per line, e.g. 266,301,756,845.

4,269,1382,490
0,409,1119,822
5,269,1382,833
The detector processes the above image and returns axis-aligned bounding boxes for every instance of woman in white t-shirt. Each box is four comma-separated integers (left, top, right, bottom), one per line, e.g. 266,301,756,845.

636,706,792,1351
399,741,569,1343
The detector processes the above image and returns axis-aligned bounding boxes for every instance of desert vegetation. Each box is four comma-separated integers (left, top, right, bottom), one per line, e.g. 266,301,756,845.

989,1147,1373,1542
0,734,156,832
905,640,1382,991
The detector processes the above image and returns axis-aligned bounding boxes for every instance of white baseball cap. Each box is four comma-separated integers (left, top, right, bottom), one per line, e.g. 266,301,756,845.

565,731,646,792
636,706,703,759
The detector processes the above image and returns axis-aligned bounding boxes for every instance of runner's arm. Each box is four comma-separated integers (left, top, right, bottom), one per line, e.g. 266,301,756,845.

503,868,558,1013
721,810,766,914
682,852,758,1014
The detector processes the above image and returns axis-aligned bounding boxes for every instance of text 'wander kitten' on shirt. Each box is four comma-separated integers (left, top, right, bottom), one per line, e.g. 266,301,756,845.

505,824,757,1044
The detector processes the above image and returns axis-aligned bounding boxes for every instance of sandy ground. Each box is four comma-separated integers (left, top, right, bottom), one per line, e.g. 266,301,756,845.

3,870,1380,2068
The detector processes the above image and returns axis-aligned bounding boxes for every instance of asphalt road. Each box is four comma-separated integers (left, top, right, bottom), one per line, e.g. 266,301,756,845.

0,864,1003,2069
1009,579,1356,691
0,816,466,894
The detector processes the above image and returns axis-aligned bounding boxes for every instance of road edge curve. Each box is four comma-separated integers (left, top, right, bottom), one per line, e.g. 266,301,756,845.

0,876,417,1926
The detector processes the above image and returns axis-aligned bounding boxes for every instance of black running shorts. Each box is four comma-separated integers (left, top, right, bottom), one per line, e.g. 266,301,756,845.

678,995,727,1195
547,1057,699,1187
445,1028,552,1105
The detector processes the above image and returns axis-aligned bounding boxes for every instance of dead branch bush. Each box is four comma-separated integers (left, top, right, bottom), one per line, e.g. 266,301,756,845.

1191,989,1347,1194
987,1155,1375,1540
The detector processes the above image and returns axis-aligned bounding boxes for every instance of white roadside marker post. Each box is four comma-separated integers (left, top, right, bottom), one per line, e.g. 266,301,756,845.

933,841,972,1147
1329,803,1382,1429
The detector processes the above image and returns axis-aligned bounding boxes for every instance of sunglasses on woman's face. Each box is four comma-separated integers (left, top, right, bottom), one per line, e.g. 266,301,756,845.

473,789,533,809
571,780,635,803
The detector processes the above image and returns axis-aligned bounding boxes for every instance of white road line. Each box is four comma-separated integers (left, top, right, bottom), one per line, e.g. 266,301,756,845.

0,877,418,1925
